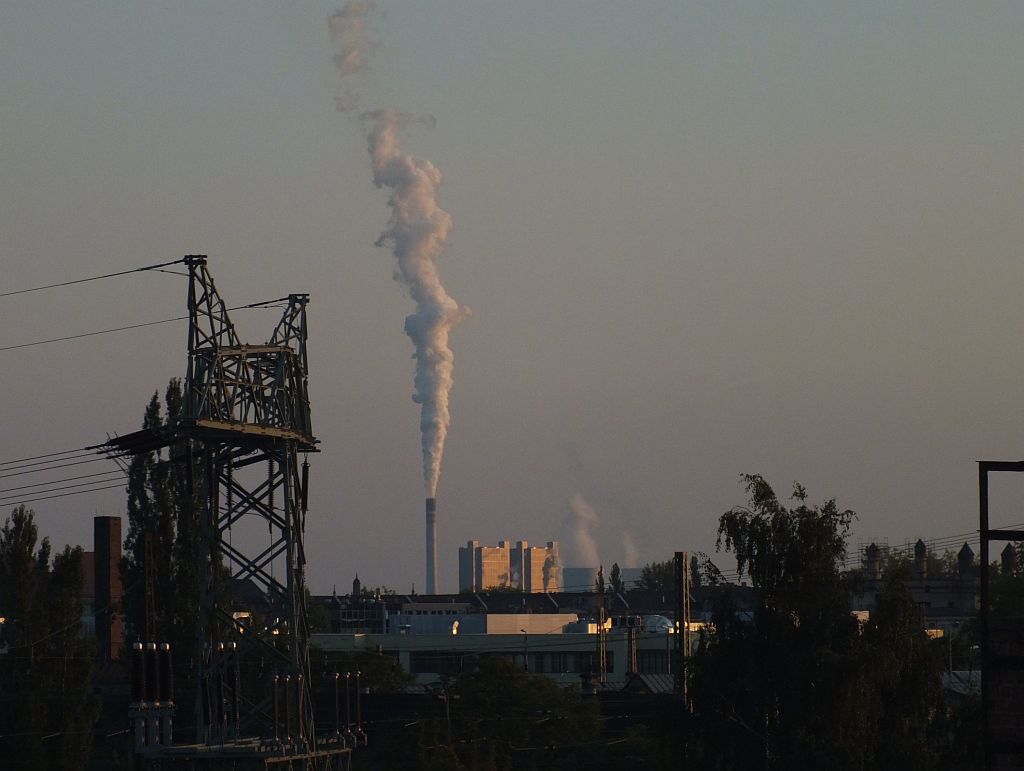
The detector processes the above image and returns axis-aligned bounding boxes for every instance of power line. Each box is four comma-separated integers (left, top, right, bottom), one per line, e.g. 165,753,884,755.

0,298,291,353
0,482,126,507
0,258,185,299
0,450,105,473
0,445,103,467
0,469,125,495
0,456,114,480
0,315,190,352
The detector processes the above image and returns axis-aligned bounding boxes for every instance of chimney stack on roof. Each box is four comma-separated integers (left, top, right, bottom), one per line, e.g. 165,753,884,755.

865,543,882,580
1002,543,1017,576
957,542,975,579
914,539,928,580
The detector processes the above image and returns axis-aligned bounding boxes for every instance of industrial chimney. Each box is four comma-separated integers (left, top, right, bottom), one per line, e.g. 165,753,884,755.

426,498,438,594
864,543,882,581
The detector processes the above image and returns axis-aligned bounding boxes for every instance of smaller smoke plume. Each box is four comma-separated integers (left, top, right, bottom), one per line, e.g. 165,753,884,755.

621,531,639,568
561,493,601,567
328,0,377,112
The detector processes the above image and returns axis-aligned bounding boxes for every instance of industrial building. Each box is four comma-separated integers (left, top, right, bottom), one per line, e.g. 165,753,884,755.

311,612,687,687
458,539,562,593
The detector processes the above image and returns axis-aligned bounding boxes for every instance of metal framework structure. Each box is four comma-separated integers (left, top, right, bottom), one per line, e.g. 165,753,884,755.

106,256,349,770
978,461,1024,769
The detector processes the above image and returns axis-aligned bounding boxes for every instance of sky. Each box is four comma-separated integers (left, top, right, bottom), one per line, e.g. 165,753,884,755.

1,1,1022,594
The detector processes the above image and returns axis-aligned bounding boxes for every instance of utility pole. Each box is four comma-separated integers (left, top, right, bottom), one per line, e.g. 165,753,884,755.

674,551,690,704
596,571,608,684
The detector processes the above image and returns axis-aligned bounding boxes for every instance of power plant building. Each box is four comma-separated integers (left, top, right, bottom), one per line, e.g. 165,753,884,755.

459,540,562,593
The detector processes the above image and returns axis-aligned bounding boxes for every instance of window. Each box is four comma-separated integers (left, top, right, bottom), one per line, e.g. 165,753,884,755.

638,649,669,674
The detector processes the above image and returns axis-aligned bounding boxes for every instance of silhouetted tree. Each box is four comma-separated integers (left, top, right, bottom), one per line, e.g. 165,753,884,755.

883,546,958,579
636,559,675,596
0,506,98,769
609,562,624,594
120,380,202,688
991,544,1024,617
448,657,601,769
689,474,948,770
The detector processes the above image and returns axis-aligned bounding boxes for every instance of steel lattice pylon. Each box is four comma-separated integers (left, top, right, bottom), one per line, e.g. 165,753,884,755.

106,256,347,769
184,253,318,751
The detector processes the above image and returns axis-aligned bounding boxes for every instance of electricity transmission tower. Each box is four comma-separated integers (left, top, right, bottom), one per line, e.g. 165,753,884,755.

105,256,348,769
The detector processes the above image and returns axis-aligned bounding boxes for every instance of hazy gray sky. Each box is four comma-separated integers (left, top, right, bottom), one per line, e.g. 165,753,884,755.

2,1,1022,593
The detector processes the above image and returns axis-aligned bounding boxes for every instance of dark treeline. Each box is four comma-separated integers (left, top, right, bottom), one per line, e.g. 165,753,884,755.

684,474,980,771
0,506,98,770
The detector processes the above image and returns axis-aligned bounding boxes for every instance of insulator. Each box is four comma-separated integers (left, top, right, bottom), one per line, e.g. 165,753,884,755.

131,642,146,703
159,643,174,703
145,642,159,702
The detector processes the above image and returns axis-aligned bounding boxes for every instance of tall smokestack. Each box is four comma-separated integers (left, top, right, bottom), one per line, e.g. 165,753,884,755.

426,497,438,594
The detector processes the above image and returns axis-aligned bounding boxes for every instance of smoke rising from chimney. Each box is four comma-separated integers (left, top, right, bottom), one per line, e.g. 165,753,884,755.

328,1,376,112
562,493,601,568
621,531,639,568
330,2,468,497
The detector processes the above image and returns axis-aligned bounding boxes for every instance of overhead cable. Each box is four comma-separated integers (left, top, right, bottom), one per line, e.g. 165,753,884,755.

0,258,186,299
0,456,115,480
0,298,291,353
0,449,104,472
0,477,126,504
0,482,126,506
0,445,103,467
0,469,126,495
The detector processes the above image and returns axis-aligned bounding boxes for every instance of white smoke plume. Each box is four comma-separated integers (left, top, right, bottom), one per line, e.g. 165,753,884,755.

621,531,639,568
365,109,469,496
330,3,469,497
328,1,377,112
561,493,601,568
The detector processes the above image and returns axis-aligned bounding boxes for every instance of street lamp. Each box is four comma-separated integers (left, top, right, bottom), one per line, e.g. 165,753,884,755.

520,629,529,673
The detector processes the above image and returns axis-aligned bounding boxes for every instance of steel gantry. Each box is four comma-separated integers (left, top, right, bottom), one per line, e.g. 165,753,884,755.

105,256,350,769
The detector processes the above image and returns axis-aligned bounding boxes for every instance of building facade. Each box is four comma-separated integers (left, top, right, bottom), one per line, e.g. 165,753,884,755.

458,540,562,593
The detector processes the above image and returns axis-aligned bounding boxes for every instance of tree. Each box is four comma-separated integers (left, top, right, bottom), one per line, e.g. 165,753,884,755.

357,585,397,598
0,506,98,769
636,559,675,596
986,545,1024,617
860,574,945,767
638,554,720,596
315,648,412,695
609,562,624,594
883,546,958,579
690,553,702,589
120,380,203,688
689,474,948,770
594,564,606,594
448,657,601,769
122,385,178,641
